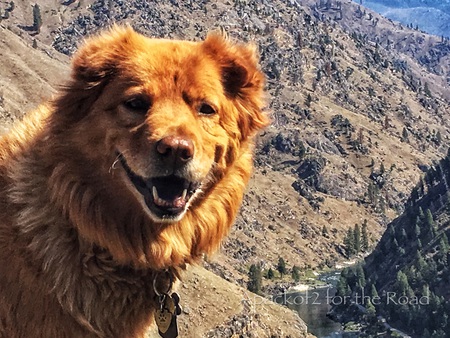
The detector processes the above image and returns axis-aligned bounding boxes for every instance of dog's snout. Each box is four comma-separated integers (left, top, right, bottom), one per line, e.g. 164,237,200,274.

156,136,194,166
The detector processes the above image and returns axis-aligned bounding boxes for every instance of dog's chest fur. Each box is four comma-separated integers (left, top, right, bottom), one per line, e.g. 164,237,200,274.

0,156,159,337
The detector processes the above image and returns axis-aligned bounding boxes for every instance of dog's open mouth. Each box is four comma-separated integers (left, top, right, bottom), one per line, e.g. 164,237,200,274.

118,154,200,219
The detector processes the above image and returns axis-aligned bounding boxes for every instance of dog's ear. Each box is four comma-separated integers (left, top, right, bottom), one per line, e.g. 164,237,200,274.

202,31,263,98
52,26,139,124
202,32,269,138
71,25,137,84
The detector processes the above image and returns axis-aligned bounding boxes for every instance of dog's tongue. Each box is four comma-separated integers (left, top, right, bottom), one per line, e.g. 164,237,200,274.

152,188,186,208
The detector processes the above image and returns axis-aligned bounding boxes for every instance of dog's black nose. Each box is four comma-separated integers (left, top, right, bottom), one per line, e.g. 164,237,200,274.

156,136,194,166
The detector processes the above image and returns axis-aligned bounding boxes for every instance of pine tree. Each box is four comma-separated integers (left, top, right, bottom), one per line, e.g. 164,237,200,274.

305,93,312,107
440,233,449,252
425,209,435,229
402,127,409,141
384,115,390,130
424,82,432,97
387,224,395,237
436,130,442,145
392,230,400,248
292,265,301,282
421,284,430,298
419,207,425,220
416,251,427,273
366,299,376,317
316,69,322,81
267,268,274,280
435,160,443,181
414,217,421,238
355,265,366,288
344,228,355,257
395,271,412,296
417,238,422,249
32,4,42,33
425,169,434,188
380,162,385,175
354,224,361,253
358,128,364,145
398,228,407,245
336,275,349,297
367,182,379,205
418,178,425,196
322,225,329,237
361,219,369,251
410,186,420,204
277,257,287,278
437,239,448,267
247,264,262,294
423,209,436,243
392,238,401,255
370,283,379,300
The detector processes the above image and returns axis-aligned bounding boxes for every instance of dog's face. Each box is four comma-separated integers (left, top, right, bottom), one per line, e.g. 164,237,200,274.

88,39,229,223
49,27,267,268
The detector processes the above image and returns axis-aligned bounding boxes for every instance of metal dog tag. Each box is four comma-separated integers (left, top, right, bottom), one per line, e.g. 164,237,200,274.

159,315,178,338
171,292,182,315
155,294,180,338
155,307,172,334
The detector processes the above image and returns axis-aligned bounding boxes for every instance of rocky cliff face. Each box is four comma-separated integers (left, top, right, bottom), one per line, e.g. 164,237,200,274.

300,0,450,95
331,151,450,336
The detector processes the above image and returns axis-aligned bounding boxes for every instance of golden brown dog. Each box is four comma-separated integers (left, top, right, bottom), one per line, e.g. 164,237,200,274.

0,26,267,337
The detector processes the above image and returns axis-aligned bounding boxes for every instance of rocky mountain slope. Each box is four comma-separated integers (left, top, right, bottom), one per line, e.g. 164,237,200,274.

300,0,450,97
331,151,450,337
0,23,68,133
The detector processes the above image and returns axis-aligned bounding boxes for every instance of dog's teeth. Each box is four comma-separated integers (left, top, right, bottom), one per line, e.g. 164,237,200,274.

152,186,159,201
153,187,167,207
181,189,188,200
152,186,171,207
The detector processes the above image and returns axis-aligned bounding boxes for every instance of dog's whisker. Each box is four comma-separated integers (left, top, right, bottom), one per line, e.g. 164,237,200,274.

109,150,131,174
109,157,121,174
130,122,146,133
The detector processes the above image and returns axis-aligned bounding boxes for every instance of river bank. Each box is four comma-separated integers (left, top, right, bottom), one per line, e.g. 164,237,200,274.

270,261,360,337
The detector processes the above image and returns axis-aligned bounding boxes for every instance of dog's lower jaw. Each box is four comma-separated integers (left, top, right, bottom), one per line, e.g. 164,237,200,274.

145,200,188,224
116,152,204,223
118,170,189,225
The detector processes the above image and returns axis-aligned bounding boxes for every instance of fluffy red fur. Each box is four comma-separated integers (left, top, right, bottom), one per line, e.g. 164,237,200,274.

0,26,267,337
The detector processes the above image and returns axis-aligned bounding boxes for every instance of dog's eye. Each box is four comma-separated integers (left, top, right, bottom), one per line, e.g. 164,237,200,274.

198,103,216,115
123,97,151,114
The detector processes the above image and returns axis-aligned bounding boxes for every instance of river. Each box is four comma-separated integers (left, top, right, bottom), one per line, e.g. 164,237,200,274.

275,270,357,337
